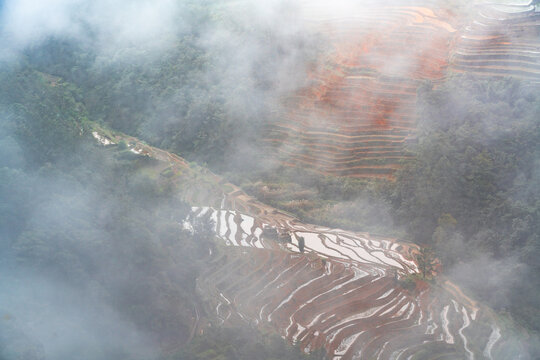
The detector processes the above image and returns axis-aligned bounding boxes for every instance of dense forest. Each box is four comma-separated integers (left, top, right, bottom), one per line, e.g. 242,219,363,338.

391,76,540,333
23,0,319,173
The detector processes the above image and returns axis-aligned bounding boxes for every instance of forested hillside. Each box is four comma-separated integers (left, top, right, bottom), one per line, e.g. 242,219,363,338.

391,75,540,334
0,68,324,360
22,0,319,173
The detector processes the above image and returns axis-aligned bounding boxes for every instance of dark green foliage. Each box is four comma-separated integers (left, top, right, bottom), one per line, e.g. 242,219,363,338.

414,247,437,279
229,166,396,235
389,75,540,333
392,76,540,251
0,68,89,166
398,276,417,292
36,34,257,171
23,1,320,173
298,236,305,253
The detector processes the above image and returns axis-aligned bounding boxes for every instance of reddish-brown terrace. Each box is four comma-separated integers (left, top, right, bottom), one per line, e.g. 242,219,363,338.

263,1,458,179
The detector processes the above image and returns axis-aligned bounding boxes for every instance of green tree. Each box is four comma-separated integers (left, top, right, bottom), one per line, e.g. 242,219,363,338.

298,236,305,253
415,247,437,279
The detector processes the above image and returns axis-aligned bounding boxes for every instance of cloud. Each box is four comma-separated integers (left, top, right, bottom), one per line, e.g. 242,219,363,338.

0,272,158,360
0,0,183,60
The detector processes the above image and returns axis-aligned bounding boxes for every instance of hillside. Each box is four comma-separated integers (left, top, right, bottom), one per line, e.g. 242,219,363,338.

263,0,540,179
263,0,458,179
1,0,539,359
88,125,530,358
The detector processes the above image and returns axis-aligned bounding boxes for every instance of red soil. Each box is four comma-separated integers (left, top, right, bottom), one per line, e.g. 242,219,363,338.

264,2,457,179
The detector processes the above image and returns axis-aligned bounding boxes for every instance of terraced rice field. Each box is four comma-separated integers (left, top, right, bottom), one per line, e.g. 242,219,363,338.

264,0,540,179
263,1,458,179
450,0,540,83
188,207,521,359
89,2,540,357
92,130,526,359
188,207,419,272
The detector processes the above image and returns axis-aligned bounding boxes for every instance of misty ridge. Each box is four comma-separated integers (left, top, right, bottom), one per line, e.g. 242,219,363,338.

1,0,540,359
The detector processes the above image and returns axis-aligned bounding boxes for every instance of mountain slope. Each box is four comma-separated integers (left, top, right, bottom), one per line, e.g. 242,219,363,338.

91,127,529,359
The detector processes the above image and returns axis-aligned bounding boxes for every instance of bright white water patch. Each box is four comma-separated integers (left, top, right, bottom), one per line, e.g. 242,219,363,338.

92,131,115,145
378,295,407,317
376,341,389,360
390,348,407,360
471,308,478,321
286,267,370,339
220,292,231,305
182,220,194,234
259,303,268,321
220,196,226,209
252,228,264,248
226,212,240,246
441,305,454,344
325,303,390,336
323,237,363,260
334,333,362,356
451,299,460,313
197,207,211,217
425,320,438,335
187,207,419,273
371,251,404,269
459,306,474,360
326,236,386,265
299,232,345,258
268,271,327,322
483,326,501,360
417,306,424,326
393,303,411,318
193,208,270,249
327,323,356,345
240,214,255,236
216,293,233,324
216,211,226,237
254,262,304,298
377,289,395,300
305,313,325,331
292,324,306,342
